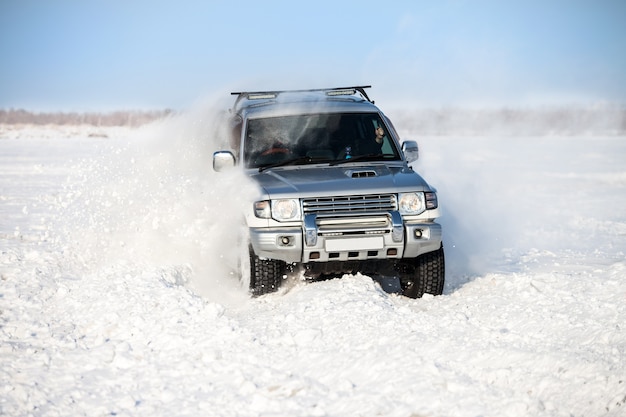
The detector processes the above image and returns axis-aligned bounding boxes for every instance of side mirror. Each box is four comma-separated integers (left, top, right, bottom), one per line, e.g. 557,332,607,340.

402,140,419,163
213,151,236,171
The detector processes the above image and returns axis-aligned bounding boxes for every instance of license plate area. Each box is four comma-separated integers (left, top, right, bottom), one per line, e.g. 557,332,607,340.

324,236,384,252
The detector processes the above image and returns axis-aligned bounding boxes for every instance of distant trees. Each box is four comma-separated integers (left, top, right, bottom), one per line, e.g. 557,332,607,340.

2,106,624,135
0,109,173,127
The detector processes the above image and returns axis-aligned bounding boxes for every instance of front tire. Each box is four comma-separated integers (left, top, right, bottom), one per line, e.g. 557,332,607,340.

249,248,286,296
400,245,445,298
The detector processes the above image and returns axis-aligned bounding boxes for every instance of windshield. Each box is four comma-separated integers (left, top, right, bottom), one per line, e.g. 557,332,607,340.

243,112,401,169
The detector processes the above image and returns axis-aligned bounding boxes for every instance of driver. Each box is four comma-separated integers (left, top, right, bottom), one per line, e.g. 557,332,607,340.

359,123,385,155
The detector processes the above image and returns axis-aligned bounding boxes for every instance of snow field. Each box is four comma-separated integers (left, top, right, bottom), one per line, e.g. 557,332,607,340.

1,111,625,416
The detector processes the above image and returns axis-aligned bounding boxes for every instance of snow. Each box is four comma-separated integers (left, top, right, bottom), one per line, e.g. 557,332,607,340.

1,111,625,416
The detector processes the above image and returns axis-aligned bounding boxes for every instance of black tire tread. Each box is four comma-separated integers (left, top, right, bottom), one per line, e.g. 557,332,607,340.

249,250,285,296
402,245,445,298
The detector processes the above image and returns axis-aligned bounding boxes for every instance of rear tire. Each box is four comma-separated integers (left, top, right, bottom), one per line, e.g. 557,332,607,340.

401,245,445,298
249,248,286,296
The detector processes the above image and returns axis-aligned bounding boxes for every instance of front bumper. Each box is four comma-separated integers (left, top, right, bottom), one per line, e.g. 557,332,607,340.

249,211,442,263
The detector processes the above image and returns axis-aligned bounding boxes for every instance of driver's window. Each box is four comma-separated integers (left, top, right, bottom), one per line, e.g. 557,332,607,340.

365,116,396,156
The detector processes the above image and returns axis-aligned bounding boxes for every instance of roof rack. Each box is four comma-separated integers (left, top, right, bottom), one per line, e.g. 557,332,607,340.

230,85,373,110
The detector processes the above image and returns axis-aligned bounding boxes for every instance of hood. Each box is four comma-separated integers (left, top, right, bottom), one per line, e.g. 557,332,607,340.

248,163,432,199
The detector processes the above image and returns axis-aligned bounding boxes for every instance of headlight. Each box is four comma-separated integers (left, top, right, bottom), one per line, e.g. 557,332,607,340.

398,192,426,215
271,199,301,221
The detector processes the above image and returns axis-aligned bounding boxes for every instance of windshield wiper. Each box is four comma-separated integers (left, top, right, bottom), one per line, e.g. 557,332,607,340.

329,153,394,166
258,156,314,172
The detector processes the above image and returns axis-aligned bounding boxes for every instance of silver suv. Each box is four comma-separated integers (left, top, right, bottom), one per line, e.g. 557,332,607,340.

213,86,444,298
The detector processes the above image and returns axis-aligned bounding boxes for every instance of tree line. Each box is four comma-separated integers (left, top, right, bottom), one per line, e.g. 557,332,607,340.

2,105,624,135
0,109,173,127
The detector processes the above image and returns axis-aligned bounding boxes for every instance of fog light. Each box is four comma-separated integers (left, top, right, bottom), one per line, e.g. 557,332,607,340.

387,248,397,256
310,252,320,260
278,236,293,246
414,229,423,239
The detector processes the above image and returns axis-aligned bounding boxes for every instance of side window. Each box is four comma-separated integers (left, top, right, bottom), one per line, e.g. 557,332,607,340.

342,114,399,158
231,124,242,156
381,137,393,155
371,118,389,153
361,115,399,157
228,116,243,158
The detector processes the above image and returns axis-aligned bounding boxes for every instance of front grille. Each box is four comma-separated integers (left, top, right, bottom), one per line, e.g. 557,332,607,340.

302,194,397,216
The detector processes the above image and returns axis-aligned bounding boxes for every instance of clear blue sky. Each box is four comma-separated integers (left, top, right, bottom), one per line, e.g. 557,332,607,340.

1,0,625,111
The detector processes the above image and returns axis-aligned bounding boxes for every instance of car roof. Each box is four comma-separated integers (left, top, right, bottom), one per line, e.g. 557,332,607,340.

231,86,382,119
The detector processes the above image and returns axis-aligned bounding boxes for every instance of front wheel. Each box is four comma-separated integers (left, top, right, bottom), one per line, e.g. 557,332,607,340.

249,248,286,296
400,245,445,298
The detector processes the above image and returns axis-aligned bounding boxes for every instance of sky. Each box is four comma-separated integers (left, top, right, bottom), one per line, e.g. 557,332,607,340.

1,0,625,111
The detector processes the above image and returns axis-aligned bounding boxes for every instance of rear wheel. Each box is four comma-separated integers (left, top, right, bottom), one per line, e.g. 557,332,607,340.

249,248,286,296
400,245,445,298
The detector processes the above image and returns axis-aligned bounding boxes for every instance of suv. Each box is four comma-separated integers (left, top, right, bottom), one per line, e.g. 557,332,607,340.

213,86,444,298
